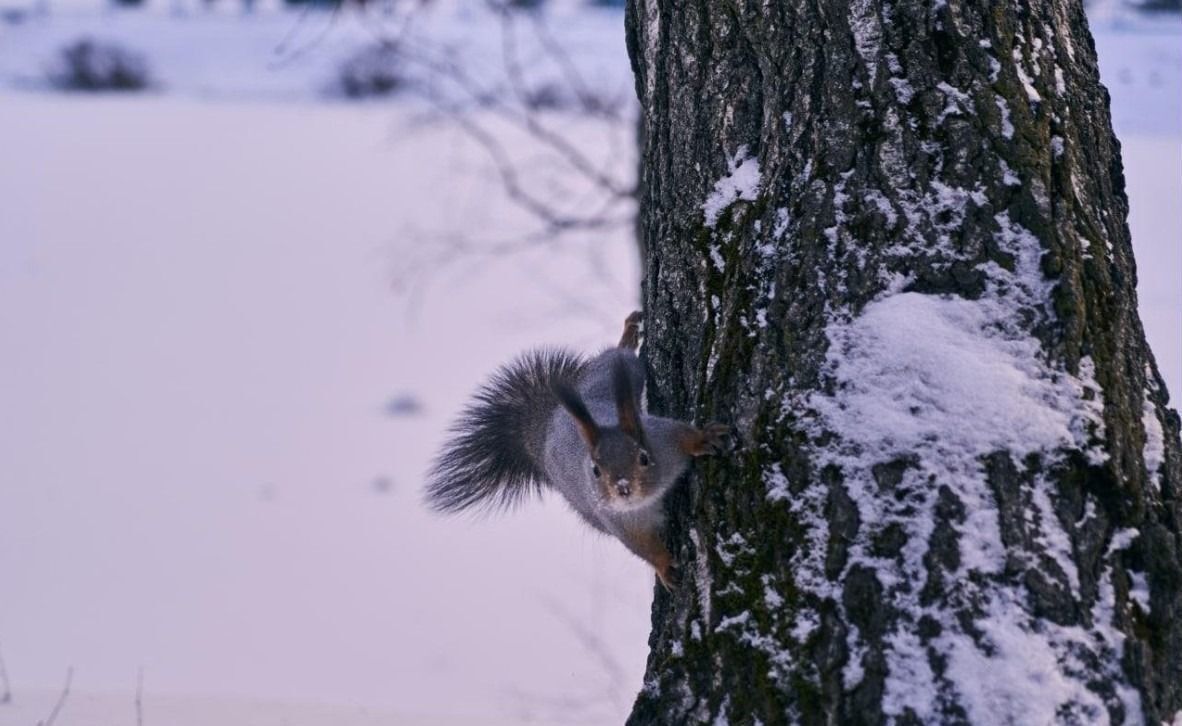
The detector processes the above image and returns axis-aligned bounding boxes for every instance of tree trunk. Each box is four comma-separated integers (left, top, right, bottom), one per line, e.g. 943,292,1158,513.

623,1,1182,723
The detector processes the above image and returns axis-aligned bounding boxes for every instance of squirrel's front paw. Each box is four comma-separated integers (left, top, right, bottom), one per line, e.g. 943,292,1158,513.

698,422,734,456
678,422,735,457
657,563,681,592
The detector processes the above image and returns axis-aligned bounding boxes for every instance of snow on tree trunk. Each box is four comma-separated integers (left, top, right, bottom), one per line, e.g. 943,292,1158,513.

623,0,1182,723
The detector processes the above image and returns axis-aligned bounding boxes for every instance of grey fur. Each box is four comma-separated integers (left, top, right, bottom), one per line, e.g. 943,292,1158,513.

428,346,694,550
426,348,584,513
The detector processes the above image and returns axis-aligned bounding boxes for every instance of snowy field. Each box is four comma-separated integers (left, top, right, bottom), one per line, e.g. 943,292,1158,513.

0,3,1178,725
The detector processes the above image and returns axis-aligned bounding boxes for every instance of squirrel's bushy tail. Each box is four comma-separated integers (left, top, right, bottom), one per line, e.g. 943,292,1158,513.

427,348,584,513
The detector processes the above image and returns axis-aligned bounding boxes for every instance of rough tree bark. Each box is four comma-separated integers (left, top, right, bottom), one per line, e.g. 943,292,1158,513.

623,0,1182,723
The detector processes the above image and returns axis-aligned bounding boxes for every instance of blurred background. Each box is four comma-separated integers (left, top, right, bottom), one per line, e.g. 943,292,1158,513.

0,0,1177,724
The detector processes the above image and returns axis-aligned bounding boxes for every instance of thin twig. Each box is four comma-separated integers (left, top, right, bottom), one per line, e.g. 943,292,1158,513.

0,642,11,704
135,667,144,726
538,596,628,710
527,12,601,114
268,1,345,70
37,666,72,726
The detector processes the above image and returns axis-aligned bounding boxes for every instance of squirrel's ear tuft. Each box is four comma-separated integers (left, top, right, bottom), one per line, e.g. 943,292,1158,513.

554,382,600,448
612,359,645,442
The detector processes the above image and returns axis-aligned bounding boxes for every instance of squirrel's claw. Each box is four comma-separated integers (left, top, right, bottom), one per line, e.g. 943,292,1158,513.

677,421,735,457
657,562,681,592
699,422,734,456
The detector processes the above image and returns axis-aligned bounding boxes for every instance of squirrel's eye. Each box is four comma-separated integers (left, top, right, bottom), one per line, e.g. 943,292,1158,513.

638,451,650,467
592,464,601,477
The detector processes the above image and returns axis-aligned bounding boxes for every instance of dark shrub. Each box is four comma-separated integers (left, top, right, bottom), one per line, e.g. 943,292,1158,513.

50,38,150,91
283,0,338,8
337,43,402,99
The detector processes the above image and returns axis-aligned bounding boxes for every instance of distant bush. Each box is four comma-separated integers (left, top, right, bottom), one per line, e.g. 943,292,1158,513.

282,0,338,8
1,6,30,24
1132,0,1181,10
512,80,623,118
49,38,150,91
521,82,568,111
336,43,402,99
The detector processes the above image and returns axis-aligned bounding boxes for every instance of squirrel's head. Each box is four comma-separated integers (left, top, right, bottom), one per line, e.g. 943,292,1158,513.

554,360,655,509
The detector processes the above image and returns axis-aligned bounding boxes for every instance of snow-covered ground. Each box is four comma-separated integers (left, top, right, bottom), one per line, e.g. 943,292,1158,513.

0,93,646,725
0,4,1177,725
2,689,496,726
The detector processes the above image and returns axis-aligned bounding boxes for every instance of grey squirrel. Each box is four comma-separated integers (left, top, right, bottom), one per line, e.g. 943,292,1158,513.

426,312,730,589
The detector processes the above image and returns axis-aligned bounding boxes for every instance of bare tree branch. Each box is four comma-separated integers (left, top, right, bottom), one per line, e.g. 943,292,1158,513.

350,4,638,307
498,593,632,725
538,596,628,712
271,0,428,70
37,666,72,726
525,11,603,115
268,2,345,69
494,12,632,198
382,26,635,198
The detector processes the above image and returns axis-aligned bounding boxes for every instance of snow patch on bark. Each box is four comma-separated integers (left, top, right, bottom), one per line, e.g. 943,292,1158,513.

715,607,801,690
716,532,751,568
1129,570,1151,613
849,0,883,83
882,629,937,721
889,77,915,104
1143,395,1165,491
995,95,1015,139
689,528,713,624
1032,478,1081,595
778,464,835,601
641,0,660,105
800,282,1129,720
1013,45,1043,103
711,697,731,726
764,462,791,502
815,293,1084,464
703,146,761,228
763,577,785,609
1075,356,1109,465
986,54,1002,82
999,158,1021,186
773,207,791,239
863,189,898,226
1094,534,1148,725
939,585,1130,725
709,244,726,271
935,82,972,124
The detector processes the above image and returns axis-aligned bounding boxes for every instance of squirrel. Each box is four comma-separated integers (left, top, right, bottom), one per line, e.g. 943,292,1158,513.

426,311,730,589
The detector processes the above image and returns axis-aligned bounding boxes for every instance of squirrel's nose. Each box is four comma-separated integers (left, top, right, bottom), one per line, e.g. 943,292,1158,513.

615,479,631,497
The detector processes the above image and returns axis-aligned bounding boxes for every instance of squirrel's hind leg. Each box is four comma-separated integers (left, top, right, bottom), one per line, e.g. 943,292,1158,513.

619,524,679,591
618,311,643,350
